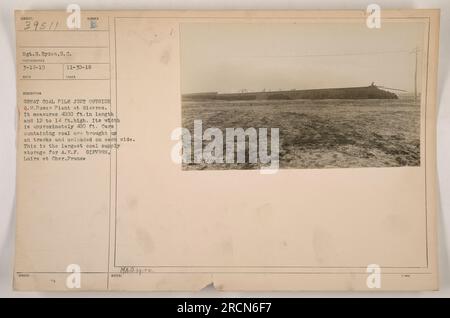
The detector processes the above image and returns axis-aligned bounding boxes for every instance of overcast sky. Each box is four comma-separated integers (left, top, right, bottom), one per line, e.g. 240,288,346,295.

180,21,425,94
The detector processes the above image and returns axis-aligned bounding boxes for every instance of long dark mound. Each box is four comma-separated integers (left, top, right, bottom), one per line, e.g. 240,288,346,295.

182,84,398,101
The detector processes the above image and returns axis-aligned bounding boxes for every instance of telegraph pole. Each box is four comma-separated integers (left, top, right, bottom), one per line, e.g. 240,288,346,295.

414,47,419,102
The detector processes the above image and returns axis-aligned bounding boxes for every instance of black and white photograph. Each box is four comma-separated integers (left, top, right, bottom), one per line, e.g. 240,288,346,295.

181,22,425,170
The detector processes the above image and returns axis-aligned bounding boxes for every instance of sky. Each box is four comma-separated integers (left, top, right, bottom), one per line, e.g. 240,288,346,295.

180,21,426,94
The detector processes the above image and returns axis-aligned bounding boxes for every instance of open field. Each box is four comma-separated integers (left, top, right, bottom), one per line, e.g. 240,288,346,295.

181,98,421,170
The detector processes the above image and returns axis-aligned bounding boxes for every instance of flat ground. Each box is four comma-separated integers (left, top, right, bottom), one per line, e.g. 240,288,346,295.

181,98,420,170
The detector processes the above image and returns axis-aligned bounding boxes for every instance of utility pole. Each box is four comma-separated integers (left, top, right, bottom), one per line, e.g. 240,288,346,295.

413,47,419,102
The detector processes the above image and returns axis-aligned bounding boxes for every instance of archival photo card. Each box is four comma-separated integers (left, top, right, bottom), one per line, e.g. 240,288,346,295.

13,10,439,291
